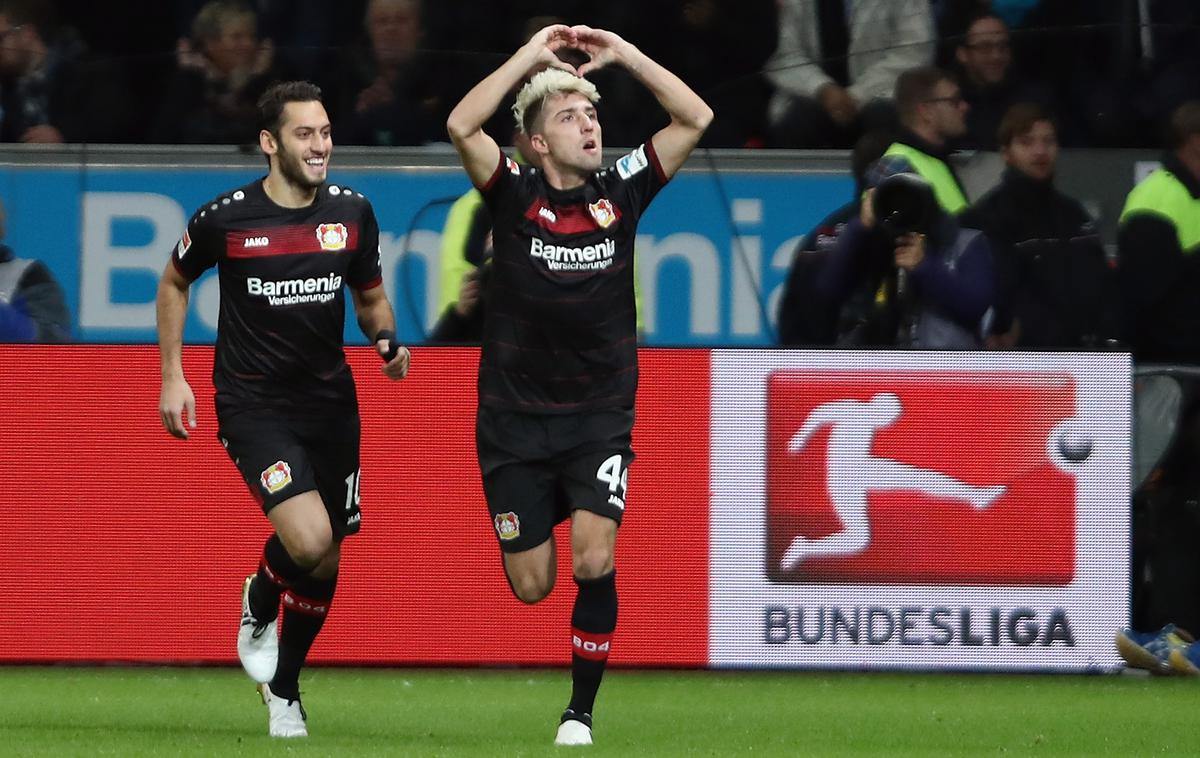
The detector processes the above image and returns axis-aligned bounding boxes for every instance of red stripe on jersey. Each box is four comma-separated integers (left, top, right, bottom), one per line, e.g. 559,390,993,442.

225,223,360,258
282,590,329,617
571,629,612,661
523,201,618,234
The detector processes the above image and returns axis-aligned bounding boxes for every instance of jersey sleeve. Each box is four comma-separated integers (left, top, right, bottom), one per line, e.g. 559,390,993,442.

479,150,526,223
608,141,670,220
347,201,384,290
170,207,222,282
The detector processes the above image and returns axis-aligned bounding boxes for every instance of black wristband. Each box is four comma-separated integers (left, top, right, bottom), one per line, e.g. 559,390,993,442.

374,329,399,362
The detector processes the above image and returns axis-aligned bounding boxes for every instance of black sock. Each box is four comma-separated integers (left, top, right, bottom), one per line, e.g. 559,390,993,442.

567,571,617,718
250,534,311,623
269,572,337,702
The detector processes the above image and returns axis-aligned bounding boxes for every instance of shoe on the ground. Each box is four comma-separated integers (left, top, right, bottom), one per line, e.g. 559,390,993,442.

1116,624,1193,674
555,709,592,746
238,575,278,683
259,682,307,738
1168,641,1200,675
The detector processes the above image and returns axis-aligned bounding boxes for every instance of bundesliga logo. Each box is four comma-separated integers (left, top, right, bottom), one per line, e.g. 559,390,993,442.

764,371,1083,586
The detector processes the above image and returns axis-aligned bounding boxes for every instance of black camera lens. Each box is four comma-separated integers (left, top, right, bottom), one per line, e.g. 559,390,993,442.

872,173,937,238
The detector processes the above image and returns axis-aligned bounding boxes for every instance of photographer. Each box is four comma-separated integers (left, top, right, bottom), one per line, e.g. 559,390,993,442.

816,167,995,348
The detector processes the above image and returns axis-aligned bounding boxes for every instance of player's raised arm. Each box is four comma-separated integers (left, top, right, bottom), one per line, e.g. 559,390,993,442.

446,24,578,187
571,25,713,179
156,261,196,439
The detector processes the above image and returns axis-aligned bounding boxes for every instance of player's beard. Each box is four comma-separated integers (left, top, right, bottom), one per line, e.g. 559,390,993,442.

276,142,325,192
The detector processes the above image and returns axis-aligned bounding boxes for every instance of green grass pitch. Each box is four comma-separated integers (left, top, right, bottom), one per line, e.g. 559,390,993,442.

1,666,1199,756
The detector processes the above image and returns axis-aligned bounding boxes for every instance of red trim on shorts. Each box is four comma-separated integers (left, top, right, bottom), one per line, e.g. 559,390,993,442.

571,628,612,661
282,590,329,617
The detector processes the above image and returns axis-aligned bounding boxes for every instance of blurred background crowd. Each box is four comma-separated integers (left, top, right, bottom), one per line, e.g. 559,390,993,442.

0,0,1195,149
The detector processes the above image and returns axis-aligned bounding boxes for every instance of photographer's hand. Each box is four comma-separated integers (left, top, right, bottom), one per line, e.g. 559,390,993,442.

894,232,926,271
859,189,876,228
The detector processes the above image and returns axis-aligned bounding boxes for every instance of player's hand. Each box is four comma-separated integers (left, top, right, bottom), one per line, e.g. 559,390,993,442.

160,376,197,440
894,232,926,271
570,26,628,76
524,24,579,74
379,343,411,380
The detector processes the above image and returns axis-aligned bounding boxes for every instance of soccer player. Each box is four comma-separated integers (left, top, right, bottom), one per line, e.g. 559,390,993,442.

446,24,712,746
155,81,410,738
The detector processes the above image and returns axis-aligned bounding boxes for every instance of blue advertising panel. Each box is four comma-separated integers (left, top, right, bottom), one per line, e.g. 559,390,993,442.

0,163,850,345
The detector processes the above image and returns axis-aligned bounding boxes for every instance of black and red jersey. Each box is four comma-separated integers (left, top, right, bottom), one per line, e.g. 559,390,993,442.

478,142,668,413
170,178,383,417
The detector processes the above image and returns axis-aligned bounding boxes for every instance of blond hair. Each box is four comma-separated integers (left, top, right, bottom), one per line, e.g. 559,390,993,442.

512,69,600,136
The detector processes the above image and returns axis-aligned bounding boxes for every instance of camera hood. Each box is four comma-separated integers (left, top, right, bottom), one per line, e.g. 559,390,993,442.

872,172,938,238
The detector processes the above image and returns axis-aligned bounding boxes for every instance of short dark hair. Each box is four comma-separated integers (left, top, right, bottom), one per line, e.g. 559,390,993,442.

257,81,324,136
958,11,1007,48
1168,101,1200,150
997,102,1056,147
894,67,955,123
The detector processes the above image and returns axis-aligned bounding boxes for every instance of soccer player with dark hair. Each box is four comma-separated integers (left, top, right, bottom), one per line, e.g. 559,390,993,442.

446,24,712,746
155,80,410,738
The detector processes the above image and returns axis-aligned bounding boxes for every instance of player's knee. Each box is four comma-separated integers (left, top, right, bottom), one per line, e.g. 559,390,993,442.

572,546,614,580
284,532,334,569
508,571,553,604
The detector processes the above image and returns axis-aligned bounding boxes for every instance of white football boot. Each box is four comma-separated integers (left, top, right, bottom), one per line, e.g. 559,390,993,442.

237,575,278,683
555,710,593,746
259,682,307,738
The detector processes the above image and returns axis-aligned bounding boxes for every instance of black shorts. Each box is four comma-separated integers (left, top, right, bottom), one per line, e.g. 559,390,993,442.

217,409,362,537
477,406,634,553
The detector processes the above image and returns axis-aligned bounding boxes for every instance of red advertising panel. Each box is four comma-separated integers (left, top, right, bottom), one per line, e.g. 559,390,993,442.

765,371,1076,585
0,345,710,667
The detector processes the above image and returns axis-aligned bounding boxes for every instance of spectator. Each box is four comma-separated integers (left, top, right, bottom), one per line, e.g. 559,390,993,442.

1015,0,1200,147
634,0,777,148
952,12,1054,150
777,130,891,345
150,0,288,144
815,169,995,348
765,0,934,148
0,198,70,342
1118,101,1200,364
172,1,366,80
0,0,134,143
322,0,454,146
880,67,971,214
960,103,1117,348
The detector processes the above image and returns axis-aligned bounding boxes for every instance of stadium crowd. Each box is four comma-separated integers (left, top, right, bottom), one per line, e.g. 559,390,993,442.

4,0,1200,683
0,0,1195,149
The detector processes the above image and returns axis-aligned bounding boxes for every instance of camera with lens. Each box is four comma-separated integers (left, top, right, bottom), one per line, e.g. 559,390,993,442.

871,172,938,240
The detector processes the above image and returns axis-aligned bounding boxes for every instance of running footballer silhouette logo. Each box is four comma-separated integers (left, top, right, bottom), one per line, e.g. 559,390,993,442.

780,392,1006,571
765,371,1080,585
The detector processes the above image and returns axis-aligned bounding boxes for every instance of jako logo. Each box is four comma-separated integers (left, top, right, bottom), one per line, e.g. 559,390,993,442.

764,371,1081,586
243,236,269,247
